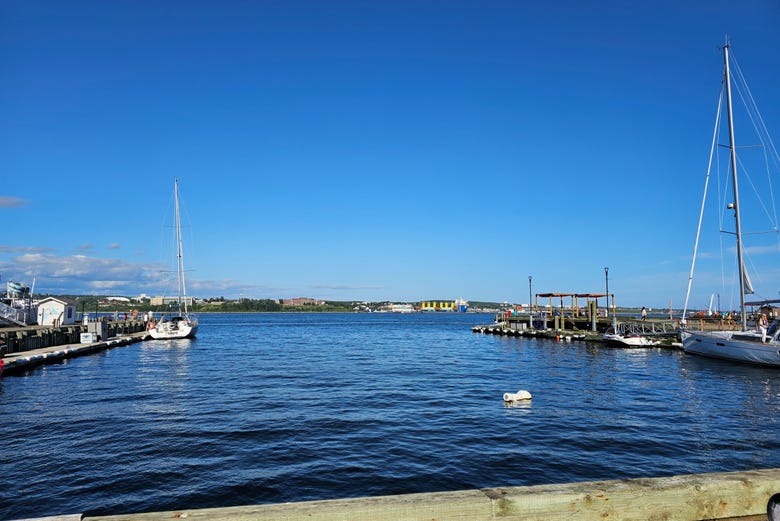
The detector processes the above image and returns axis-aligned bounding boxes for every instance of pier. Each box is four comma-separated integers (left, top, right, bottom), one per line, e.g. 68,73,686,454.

473,314,681,345
27,468,780,520
471,291,685,345
0,318,148,353
0,320,150,376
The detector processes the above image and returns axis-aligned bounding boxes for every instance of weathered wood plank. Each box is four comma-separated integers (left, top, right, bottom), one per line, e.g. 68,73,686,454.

482,468,779,520
83,468,780,521
86,489,492,521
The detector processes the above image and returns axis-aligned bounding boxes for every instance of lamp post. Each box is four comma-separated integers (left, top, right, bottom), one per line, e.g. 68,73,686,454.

528,276,533,328
604,267,609,322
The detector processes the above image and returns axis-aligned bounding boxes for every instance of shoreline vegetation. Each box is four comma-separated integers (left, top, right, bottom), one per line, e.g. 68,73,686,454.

29,295,663,316
33,296,484,314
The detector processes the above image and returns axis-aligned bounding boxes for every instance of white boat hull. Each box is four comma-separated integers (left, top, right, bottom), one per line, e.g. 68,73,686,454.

603,333,659,347
682,330,780,367
149,317,198,340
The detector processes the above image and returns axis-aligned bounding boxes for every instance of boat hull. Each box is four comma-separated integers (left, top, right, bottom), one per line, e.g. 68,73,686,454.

603,333,659,347
682,330,780,367
149,318,198,340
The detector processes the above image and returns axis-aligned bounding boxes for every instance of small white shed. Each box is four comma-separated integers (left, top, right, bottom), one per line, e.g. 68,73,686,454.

37,297,77,326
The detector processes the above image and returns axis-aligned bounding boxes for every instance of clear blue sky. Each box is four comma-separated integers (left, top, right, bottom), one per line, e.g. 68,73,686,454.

2,0,779,309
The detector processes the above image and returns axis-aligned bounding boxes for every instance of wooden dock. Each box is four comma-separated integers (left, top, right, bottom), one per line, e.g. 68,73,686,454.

29,468,780,521
472,316,682,346
0,319,149,354
0,330,150,376
0,318,152,376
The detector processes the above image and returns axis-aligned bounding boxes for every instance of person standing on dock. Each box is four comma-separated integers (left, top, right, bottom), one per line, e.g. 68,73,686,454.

641,307,647,321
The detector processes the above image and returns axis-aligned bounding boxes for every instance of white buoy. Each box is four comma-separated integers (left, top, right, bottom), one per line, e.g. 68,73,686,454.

503,390,532,402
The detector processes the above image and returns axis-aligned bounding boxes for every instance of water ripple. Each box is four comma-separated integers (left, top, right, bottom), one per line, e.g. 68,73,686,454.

2,313,780,519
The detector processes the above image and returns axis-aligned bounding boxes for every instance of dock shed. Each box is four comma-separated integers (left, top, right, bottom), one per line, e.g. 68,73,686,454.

37,296,77,326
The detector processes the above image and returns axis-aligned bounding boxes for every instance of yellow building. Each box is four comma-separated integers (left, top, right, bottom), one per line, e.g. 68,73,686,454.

420,300,455,312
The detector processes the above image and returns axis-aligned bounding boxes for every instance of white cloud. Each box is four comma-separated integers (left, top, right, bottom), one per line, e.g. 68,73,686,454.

0,251,270,298
6,253,161,294
0,196,28,208
311,284,385,290
743,244,780,255
0,246,53,253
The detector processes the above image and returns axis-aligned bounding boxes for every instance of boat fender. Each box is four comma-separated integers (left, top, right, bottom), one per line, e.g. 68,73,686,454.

503,390,532,402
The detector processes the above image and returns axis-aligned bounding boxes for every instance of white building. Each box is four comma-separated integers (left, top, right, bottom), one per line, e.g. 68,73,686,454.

37,297,77,326
151,296,193,306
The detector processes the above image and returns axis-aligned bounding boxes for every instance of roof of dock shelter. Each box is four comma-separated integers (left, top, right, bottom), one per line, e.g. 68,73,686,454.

37,296,78,306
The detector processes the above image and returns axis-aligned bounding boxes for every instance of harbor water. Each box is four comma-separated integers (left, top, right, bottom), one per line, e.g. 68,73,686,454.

2,312,780,519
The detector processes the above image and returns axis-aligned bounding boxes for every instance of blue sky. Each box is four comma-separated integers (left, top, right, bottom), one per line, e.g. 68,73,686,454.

2,1,779,309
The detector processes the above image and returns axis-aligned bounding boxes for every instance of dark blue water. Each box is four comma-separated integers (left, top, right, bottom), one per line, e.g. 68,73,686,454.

2,313,779,519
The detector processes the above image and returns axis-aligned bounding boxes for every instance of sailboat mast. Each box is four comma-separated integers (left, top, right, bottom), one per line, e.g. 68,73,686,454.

723,43,747,330
174,178,188,314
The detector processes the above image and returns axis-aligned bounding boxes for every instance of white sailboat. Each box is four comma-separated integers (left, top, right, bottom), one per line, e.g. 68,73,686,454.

681,42,780,367
149,178,199,340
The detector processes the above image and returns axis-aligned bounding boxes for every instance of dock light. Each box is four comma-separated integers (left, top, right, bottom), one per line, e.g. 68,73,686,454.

769,493,780,521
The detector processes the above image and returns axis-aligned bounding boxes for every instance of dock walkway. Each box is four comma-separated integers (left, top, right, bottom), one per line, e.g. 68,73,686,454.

0,330,149,376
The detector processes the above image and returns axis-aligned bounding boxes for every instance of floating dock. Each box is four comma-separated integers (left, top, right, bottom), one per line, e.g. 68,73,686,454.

0,318,148,353
1,329,150,376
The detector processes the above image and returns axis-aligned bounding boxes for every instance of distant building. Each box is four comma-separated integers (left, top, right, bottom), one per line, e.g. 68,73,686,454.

420,299,469,312
420,300,456,312
151,296,194,307
390,304,415,313
37,297,77,326
282,297,325,306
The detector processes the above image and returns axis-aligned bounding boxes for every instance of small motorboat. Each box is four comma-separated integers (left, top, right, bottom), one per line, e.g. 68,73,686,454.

603,328,659,348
